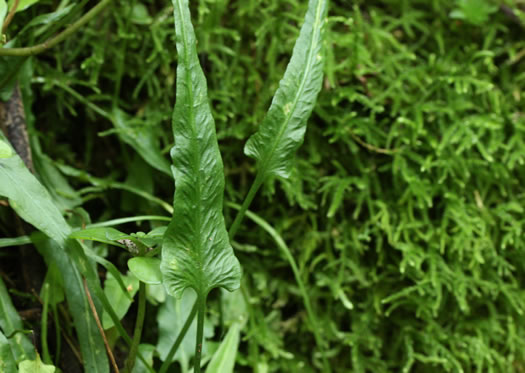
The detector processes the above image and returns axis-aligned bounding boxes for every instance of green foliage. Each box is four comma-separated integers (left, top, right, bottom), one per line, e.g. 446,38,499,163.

0,277,34,363
1,0,525,372
205,322,240,373
101,271,139,329
160,0,241,298
7,0,40,13
0,135,108,372
0,1,6,32
128,257,162,284
18,355,56,373
0,329,17,373
156,290,213,372
244,0,327,180
0,138,12,158
450,0,498,25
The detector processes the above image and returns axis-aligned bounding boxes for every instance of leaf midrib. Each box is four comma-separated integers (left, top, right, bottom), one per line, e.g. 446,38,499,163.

175,0,204,289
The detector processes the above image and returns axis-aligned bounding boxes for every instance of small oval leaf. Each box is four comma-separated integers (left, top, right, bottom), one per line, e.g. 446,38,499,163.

101,272,139,329
128,257,162,285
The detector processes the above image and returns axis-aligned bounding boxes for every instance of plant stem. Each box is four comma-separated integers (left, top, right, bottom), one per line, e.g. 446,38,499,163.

194,295,206,373
0,0,114,56
41,282,52,364
93,277,155,373
124,282,146,373
2,0,20,33
228,172,265,240
52,303,62,367
160,172,266,368
227,202,332,373
154,171,268,369
158,302,198,373
87,215,171,228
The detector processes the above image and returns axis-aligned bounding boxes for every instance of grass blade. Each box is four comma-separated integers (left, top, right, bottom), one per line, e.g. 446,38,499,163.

0,277,35,363
228,202,331,372
205,322,241,373
0,135,109,373
33,236,109,373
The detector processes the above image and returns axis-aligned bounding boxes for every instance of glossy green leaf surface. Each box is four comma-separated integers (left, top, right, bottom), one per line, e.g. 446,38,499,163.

69,227,129,248
243,0,327,179
0,134,69,247
0,277,34,362
0,330,17,373
161,0,241,298
205,323,240,373
70,227,152,255
18,355,56,373
102,272,139,329
128,257,162,284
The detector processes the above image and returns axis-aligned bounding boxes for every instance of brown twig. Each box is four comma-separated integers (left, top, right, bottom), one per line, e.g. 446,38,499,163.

2,0,20,34
348,129,400,155
82,277,120,373
61,327,84,364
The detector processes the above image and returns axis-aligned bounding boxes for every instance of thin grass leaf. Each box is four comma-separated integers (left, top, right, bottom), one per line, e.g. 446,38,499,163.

0,277,35,363
228,201,331,371
0,135,109,373
0,135,70,246
205,322,241,373
161,0,241,298
244,0,328,180
0,236,31,247
32,235,109,373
